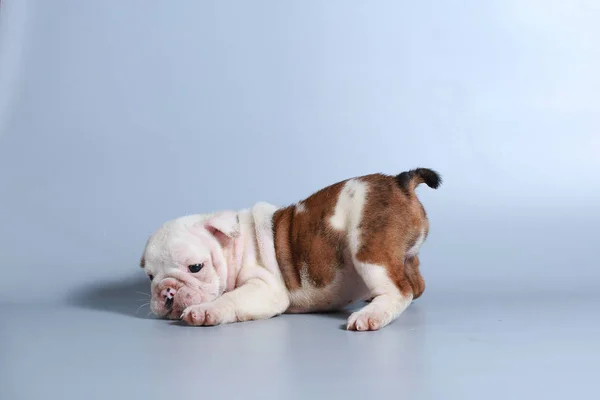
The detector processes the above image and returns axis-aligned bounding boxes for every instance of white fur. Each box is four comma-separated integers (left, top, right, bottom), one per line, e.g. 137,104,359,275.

295,202,306,213
143,204,290,324
181,204,290,325
251,202,284,280
347,262,412,331
406,228,426,259
286,263,367,313
329,179,368,254
287,263,339,312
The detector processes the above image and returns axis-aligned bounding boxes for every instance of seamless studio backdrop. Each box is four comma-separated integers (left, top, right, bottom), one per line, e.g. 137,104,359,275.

0,1,599,400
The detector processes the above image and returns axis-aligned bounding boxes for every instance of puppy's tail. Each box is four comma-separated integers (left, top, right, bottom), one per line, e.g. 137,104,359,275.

395,168,442,194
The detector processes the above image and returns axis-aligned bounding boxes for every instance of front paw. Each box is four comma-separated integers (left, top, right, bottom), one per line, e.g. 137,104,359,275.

180,302,235,326
346,307,393,331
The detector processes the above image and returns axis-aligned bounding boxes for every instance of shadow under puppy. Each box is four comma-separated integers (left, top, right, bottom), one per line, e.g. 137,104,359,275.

139,168,441,331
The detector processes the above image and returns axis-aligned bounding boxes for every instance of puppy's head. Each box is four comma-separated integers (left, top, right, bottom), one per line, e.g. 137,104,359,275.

140,211,240,319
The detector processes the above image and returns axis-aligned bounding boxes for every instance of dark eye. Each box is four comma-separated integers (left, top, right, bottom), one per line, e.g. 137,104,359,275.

148,274,154,281
188,263,204,273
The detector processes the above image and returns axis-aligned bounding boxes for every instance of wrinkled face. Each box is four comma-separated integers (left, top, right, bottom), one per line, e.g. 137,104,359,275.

140,211,239,319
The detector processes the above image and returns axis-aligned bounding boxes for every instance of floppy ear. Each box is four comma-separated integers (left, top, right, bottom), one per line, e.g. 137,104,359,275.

203,211,240,247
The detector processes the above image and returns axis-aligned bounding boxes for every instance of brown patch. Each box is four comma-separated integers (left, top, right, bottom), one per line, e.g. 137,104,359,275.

140,255,145,268
272,206,301,290
404,256,425,299
273,180,346,290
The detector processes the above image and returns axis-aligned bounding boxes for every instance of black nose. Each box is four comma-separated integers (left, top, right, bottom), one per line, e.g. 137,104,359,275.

165,297,174,308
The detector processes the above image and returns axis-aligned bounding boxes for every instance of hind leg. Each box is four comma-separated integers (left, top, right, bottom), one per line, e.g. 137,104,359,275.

346,260,413,331
363,258,422,303
405,255,425,299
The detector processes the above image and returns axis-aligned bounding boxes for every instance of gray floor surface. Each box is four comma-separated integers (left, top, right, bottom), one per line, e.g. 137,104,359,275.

2,286,598,400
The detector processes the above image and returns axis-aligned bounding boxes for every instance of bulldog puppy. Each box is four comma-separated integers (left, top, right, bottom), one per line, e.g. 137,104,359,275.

140,168,441,331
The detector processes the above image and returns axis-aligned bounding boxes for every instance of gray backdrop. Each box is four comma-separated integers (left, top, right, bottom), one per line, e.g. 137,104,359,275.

1,1,599,399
